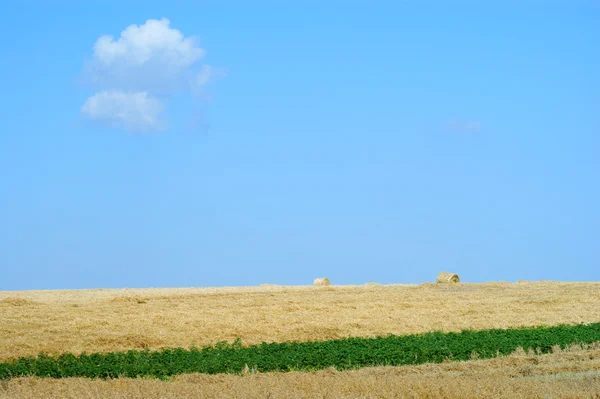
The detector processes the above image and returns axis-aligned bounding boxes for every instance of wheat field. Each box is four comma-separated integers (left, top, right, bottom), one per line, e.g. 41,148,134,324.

1,281,600,398
1,281,599,361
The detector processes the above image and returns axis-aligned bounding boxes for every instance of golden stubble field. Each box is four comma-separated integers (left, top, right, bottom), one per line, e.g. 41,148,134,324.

1,281,600,398
1,281,599,361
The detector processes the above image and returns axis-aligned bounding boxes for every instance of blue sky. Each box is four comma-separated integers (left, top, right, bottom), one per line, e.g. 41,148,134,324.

1,1,598,290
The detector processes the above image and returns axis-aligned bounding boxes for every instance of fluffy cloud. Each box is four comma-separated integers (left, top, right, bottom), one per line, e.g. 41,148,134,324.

81,18,221,132
81,90,164,132
87,18,205,93
94,18,204,68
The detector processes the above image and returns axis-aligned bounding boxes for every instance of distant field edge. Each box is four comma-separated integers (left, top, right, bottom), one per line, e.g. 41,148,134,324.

1,322,599,380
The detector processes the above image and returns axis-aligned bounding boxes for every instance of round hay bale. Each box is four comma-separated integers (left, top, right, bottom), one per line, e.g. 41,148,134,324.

313,277,331,286
437,272,460,284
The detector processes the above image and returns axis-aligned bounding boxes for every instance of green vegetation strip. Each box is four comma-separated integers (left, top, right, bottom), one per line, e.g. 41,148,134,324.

1,323,599,380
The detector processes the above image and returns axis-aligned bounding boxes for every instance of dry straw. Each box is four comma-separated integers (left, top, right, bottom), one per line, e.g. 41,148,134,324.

0,298,39,307
437,272,460,284
313,278,331,286
2,281,600,362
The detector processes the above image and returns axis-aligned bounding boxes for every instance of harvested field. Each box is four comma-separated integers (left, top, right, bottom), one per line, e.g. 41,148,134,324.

2,344,600,398
1,281,599,361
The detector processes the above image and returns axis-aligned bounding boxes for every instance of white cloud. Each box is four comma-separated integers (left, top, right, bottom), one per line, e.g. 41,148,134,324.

444,119,482,132
94,18,204,68
81,18,222,132
81,90,164,132
87,18,206,93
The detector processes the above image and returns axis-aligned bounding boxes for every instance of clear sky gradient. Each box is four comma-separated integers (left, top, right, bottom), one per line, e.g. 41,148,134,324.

1,1,598,290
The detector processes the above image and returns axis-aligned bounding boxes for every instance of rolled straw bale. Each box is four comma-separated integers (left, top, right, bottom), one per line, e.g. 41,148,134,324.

313,277,331,286
437,272,460,284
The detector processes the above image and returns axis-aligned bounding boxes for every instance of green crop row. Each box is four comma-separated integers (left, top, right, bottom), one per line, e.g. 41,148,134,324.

1,323,599,380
